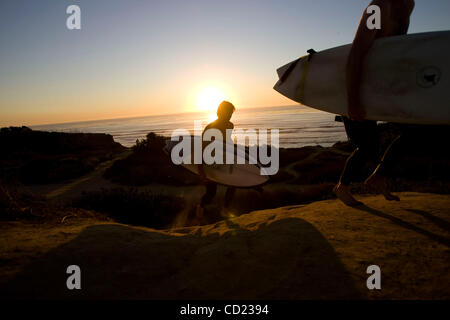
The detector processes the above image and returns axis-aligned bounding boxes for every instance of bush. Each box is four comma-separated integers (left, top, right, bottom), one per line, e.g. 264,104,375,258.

0,182,52,221
132,132,166,154
104,132,201,186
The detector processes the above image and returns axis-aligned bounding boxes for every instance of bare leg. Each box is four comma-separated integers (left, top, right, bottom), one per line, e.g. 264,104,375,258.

221,187,236,218
335,118,378,207
335,147,365,206
364,174,400,201
197,182,217,218
364,135,401,201
195,204,204,219
333,182,364,207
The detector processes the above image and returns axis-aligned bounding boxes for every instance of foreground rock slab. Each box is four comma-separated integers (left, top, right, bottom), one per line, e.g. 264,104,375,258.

0,192,449,299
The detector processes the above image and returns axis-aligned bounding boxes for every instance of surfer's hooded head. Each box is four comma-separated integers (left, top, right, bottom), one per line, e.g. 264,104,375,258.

217,101,235,121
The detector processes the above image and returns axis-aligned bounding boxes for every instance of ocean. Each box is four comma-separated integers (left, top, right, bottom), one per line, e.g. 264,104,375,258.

31,105,347,148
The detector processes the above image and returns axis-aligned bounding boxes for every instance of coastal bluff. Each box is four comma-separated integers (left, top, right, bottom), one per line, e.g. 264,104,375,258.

0,126,126,185
1,192,449,299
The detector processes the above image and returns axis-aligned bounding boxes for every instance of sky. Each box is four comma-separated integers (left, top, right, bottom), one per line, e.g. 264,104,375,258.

1,0,449,126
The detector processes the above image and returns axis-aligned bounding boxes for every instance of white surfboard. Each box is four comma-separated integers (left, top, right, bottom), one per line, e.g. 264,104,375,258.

274,31,450,124
164,137,270,187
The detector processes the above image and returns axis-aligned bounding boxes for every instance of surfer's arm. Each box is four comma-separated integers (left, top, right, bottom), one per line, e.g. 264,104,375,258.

398,1,414,35
346,1,384,121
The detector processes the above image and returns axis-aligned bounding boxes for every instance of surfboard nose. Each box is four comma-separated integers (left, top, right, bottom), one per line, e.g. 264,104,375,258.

276,60,294,80
276,62,291,80
274,58,299,96
276,57,302,82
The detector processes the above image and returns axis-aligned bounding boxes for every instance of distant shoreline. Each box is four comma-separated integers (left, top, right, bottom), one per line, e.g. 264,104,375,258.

30,105,347,148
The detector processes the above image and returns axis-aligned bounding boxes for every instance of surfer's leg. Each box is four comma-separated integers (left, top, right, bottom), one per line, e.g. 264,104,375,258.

197,182,217,218
339,147,365,186
224,187,236,209
334,148,364,206
333,183,363,206
365,134,401,201
339,118,378,185
219,187,237,218
200,182,217,208
335,145,375,206
335,118,378,206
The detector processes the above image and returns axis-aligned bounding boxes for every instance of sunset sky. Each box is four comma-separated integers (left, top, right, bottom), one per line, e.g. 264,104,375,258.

1,0,450,126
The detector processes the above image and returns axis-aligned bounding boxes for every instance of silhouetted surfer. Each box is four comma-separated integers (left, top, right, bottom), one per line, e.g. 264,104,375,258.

196,101,236,218
334,0,415,206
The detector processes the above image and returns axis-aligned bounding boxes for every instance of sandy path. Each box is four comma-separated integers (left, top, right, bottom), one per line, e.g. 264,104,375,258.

20,150,132,202
0,192,449,299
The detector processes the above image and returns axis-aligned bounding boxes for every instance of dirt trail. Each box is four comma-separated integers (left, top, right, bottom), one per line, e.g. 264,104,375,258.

21,150,132,202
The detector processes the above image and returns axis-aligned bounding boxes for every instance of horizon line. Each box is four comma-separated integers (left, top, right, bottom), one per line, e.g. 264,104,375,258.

20,104,302,128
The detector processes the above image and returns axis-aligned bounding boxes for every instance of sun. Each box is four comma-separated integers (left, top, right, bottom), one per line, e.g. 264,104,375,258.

196,87,227,113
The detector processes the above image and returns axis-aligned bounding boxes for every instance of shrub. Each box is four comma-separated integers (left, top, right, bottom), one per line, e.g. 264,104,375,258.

104,132,201,186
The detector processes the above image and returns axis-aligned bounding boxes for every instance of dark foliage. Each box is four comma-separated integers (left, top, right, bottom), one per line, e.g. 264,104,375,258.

0,126,125,184
104,132,201,186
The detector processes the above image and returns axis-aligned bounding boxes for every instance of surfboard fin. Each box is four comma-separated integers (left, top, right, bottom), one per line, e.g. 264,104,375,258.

306,48,317,60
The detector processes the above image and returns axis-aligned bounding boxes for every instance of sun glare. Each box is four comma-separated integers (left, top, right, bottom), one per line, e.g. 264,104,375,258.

207,111,217,123
196,87,227,113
